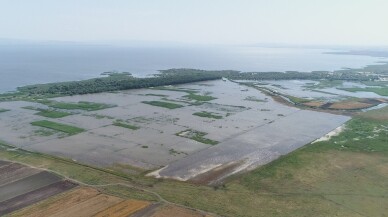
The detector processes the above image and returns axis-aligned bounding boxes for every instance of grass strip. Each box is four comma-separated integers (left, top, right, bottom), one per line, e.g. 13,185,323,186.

142,101,184,109
193,111,223,119
31,120,85,135
113,121,140,130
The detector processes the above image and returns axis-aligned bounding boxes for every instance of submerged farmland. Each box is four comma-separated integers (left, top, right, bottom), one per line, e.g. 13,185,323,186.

0,80,350,183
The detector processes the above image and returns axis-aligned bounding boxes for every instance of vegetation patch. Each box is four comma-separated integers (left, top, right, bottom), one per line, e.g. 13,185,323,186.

286,95,311,104
33,129,57,137
193,111,223,119
42,101,115,111
31,120,85,135
35,110,72,118
113,121,140,130
176,129,219,145
184,93,216,101
144,93,168,97
22,106,72,118
0,108,10,113
169,148,187,156
85,114,115,120
142,101,184,109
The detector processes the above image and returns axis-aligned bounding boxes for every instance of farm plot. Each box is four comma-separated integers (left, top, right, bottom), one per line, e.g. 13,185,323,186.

0,181,77,215
0,171,62,203
94,199,150,217
9,187,100,217
10,186,153,217
0,161,77,216
0,163,40,186
51,194,123,217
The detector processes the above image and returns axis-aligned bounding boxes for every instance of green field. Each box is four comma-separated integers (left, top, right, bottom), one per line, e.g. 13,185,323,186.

142,101,184,109
35,110,72,118
31,120,85,135
184,93,216,101
113,121,140,130
193,111,223,119
43,101,116,111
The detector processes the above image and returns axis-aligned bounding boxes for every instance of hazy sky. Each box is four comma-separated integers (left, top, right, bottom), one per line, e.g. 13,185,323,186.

1,0,388,46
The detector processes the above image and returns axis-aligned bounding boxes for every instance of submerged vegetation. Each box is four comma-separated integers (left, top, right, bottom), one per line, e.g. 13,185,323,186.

142,101,184,109
22,106,72,118
193,111,223,119
113,121,140,130
31,120,85,135
41,101,116,111
184,93,216,101
176,129,219,145
35,110,72,118
0,108,10,113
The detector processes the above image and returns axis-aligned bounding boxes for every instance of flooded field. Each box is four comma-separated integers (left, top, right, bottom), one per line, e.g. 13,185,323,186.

247,80,388,101
0,80,351,182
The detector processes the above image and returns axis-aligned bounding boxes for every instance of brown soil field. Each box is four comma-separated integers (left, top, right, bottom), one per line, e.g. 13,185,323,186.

0,171,62,203
328,101,373,110
150,205,208,217
129,203,161,217
94,199,150,217
0,160,10,167
302,101,325,108
0,163,40,186
51,194,123,217
10,187,100,217
0,180,77,216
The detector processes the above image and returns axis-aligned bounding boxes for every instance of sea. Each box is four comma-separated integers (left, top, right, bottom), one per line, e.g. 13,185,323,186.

0,42,386,93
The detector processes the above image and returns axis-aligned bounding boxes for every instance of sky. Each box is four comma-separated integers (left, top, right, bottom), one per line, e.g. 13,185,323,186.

1,0,388,46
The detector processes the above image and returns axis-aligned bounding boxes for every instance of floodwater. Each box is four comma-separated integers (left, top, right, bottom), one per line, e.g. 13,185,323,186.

244,80,388,100
0,80,350,181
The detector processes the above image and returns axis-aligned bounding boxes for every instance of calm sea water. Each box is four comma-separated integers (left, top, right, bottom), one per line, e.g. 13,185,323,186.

0,43,385,93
